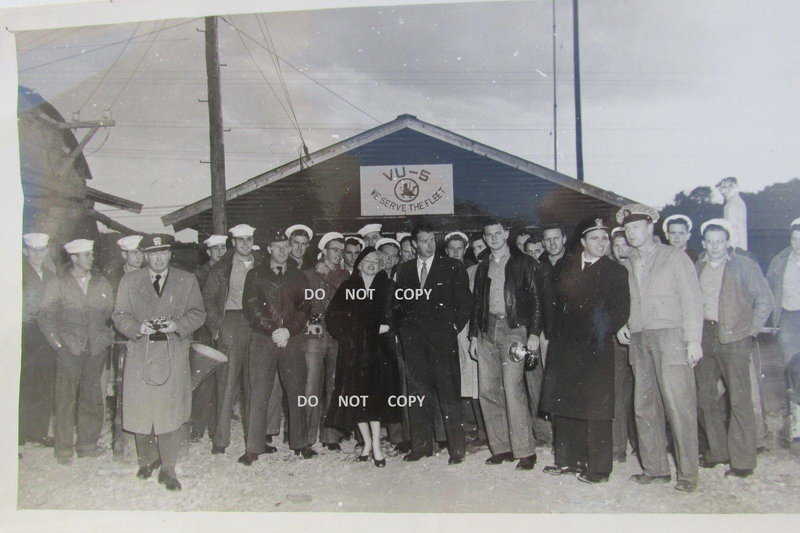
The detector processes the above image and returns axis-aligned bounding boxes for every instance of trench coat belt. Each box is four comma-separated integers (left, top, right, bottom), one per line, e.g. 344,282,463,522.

489,312,507,320
704,319,719,326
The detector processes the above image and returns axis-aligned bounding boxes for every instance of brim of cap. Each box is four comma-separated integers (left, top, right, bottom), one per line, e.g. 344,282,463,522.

581,226,610,235
621,214,652,225
143,245,172,252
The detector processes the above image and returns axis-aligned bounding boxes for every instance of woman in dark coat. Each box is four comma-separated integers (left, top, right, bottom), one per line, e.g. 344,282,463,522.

540,221,630,483
324,247,400,467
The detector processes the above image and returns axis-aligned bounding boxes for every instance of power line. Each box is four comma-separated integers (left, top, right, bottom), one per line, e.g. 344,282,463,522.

19,18,200,73
108,20,165,110
77,22,141,114
220,16,382,125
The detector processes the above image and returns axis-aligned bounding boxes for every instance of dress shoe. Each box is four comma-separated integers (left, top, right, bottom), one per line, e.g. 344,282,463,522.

543,465,584,476
674,480,697,493
448,456,464,465
264,444,278,454
323,443,341,451
577,472,609,484
516,454,537,470
436,440,448,451
158,468,182,491
613,452,627,463
136,460,161,480
485,451,514,465
38,436,55,448
699,457,728,469
76,446,104,458
724,467,753,479
630,473,671,485
238,452,259,466
294,446,318,459
374,457,386,468
211,445,226,455
56,456,73,465
394,441,411,454
402,450,433,462
265,435,273,444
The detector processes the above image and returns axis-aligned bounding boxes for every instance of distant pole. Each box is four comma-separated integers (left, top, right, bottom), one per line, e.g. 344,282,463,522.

205,16,227,234
552,0,558,173
572,0,584,181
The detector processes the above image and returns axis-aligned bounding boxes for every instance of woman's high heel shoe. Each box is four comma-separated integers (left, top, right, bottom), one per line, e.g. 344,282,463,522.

357,449,371,462
373,456,386,468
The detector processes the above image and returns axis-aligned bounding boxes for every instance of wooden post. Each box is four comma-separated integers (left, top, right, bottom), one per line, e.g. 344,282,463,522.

572,0,584,181
205,16,227,234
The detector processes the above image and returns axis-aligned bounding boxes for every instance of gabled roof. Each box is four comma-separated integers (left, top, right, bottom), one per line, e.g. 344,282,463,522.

161,114,636,227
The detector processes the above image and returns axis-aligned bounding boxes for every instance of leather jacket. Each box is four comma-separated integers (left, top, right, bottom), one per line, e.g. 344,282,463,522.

469,245,542,339
242,260,310,337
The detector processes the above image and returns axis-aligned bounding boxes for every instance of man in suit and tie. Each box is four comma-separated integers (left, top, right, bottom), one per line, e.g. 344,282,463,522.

392,222,471,464
112,234,206,490
469,219,543,470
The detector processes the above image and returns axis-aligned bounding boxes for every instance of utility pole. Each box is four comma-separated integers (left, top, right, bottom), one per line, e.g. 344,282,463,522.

205,16,227,234
552,0,558,173
572,0,584,181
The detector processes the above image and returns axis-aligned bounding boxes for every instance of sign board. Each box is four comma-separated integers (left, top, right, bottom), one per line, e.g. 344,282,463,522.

359,164,454,216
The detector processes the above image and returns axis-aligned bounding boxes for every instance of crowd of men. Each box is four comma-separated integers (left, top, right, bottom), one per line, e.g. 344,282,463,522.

19,193,800,494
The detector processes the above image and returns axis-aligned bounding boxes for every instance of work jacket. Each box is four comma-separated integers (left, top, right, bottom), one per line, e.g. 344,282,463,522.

242,260,310,337
202,249,265,336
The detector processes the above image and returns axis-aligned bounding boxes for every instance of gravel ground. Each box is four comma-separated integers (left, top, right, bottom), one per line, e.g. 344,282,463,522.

16,415,800,514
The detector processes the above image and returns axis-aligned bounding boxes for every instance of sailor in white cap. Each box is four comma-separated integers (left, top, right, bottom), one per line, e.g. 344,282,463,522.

376,237,401,274
444,232,469,264
767,217,800,453
286,224,314,269
662,214,697,262
695,217,772,478
610,227,632,263
357,223,382,248
195,235,227,289
615,203,704,492
20,232,57,448
303,231,349,451
202,224,262,454
104,235,144,289
39,238,115,464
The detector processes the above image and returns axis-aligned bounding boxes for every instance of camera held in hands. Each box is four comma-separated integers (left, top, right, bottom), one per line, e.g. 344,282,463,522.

509,341,540,370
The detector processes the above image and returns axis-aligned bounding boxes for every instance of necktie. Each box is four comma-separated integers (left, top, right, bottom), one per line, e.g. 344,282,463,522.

420,261,428,287
583,261,591,271
153,274,161,296
276,266,283,278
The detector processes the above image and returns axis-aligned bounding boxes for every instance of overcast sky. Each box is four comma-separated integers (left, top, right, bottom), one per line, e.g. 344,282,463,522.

15,0,800,239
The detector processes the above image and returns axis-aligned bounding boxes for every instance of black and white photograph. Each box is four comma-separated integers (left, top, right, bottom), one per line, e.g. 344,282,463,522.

2,0,800,526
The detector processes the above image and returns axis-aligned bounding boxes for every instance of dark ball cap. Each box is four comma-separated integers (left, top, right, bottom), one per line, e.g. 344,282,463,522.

265,228,289,245
140,233,174,252
577,216,610,237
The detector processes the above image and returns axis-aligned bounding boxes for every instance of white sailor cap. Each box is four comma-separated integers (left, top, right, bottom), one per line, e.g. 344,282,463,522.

610,227,626,238
285,224,313,240
117,235,143,251
63,239,93,254
662,214,693,234
396,232,411,242
790,218,800,230
357,223,382,237
203,235,227,247
444,231,469,244
23,233,49,248
700,218,734,237
375,237,400,250
252,245,261,251
318,232,344,251
229,224,256,238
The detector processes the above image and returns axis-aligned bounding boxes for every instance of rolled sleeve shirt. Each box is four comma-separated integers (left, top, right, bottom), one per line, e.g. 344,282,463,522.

488,247,511,315
225,254,254,311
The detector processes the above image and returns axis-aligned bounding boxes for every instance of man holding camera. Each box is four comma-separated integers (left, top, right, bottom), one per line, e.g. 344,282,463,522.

469,218,542,470
112,234,206,491
541,218,630,483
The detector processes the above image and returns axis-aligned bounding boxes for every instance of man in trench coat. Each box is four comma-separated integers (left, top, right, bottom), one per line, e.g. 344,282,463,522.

541,218,630,483
112,234,206,491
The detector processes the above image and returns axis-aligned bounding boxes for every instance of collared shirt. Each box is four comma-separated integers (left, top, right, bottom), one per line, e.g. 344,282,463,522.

72,269,92,296
699,254,729,321
782,252,800,311
581,252,600,270
416,255,434,286
488,246,511,314
547,248,565,266
225,253,254,310
630,240,658,289
149,268,168,294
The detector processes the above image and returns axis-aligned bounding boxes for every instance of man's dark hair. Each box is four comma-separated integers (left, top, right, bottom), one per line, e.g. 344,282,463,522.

666,220,690,232
399,235,414,247
289,230,309,240
541,223,564,237
345,238,363,249
482,217,507,232
702,224,730,240
412,222,437,241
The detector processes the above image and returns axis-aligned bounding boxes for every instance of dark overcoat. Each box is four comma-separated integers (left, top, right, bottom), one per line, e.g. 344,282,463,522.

324,271,400,429
112,267,205,434
541,254,630,421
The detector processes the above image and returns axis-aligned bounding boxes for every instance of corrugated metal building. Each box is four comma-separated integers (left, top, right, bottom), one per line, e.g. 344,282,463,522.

162,114,637,242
